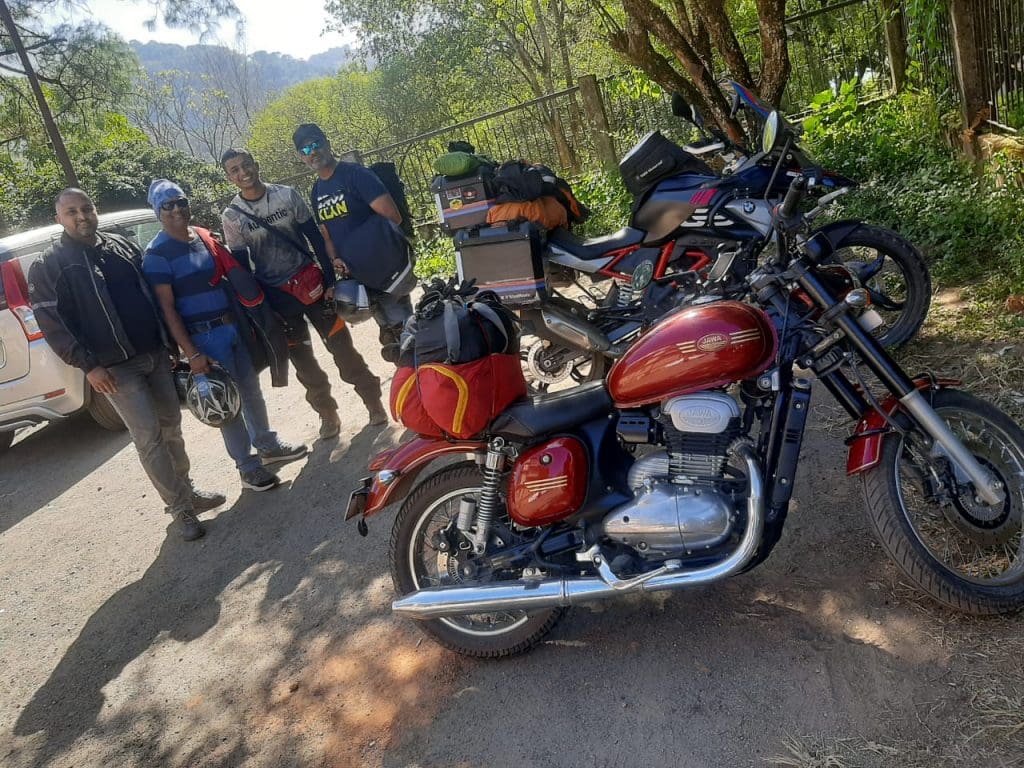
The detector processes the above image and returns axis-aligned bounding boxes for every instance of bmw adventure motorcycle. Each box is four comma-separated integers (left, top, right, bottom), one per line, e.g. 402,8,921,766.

348,113,1021,658
522,83,930,390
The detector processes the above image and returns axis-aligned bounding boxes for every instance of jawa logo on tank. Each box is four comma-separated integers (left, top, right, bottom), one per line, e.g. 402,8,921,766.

676,329,764,357
696,333,730,352
523,476,569,494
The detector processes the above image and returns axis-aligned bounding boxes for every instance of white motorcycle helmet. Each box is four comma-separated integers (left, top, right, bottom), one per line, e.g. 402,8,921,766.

185,364,241,428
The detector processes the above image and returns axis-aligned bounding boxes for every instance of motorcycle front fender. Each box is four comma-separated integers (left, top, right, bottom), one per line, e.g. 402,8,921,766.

814,219,866,249
353,437,487,518
846,376,960,475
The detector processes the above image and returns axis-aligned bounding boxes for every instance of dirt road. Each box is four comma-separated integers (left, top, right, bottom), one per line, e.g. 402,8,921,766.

1,320,1021,768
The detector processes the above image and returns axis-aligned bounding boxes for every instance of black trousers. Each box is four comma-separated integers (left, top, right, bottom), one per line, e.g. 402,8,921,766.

280,304,382,415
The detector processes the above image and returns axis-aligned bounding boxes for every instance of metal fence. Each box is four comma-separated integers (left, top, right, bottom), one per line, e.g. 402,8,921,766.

970,0,1024,126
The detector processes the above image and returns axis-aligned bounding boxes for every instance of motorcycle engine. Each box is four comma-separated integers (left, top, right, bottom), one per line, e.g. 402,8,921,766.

601,392,741,558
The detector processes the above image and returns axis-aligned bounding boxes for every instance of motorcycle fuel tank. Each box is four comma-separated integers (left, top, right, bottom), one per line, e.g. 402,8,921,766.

509,436,589,527
608,300,777,408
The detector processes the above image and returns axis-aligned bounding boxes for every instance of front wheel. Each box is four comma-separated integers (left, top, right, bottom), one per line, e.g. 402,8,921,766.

829,224,931,348
389,462,565,657
862,389,1024,614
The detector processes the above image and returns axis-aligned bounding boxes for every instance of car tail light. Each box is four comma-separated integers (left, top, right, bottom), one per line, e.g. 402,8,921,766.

0,260,44,341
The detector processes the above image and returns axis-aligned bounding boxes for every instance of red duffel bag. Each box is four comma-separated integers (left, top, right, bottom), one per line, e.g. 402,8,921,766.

389,279,526,439
390,353,526,439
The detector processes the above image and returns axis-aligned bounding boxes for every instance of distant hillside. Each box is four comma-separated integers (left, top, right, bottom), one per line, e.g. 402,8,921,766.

131,41,357,92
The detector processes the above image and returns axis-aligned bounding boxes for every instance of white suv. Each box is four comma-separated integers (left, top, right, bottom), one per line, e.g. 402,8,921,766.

0,209,162,452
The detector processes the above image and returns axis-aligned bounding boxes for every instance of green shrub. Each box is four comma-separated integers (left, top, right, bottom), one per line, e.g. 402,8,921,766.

570,169,632,238
803,84,1024,296
413,233,456,280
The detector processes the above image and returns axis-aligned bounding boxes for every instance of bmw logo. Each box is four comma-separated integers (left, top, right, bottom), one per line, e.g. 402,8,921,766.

742,201,756,214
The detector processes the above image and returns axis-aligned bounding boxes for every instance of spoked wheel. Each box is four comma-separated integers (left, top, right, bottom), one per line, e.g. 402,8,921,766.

520,335,606,394
862,389,1024,614
830,225,931,348
389,463,565,657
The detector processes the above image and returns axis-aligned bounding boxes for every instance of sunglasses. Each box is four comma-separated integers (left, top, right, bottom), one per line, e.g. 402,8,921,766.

299,141,323,156
160,198,190,212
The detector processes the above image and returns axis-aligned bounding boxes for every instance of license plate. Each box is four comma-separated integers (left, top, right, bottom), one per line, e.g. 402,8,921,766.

345,476,372,521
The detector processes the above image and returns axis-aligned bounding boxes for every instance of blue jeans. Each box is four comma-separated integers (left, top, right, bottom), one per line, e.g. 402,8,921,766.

191,323,278,473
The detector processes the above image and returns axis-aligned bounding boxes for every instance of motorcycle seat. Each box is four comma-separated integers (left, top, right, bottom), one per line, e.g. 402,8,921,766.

547,227,645,260
489,381,613,440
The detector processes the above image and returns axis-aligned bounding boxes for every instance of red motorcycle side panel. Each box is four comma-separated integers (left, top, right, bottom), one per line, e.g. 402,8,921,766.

364,437,486,516
846,377,961,475
509,436,589,527
607,301,778,408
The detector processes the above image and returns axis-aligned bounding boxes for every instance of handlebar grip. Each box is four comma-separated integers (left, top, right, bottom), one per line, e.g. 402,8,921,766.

779,177,807,218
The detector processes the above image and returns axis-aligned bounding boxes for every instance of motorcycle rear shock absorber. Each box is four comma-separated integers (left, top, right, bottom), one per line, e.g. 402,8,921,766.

470,437,511,554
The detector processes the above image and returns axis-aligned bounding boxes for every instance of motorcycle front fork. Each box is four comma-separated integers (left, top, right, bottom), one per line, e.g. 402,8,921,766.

796,266,1005,506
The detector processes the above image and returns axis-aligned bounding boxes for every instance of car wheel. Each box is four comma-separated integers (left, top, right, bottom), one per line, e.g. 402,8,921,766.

0,431,14,453
86,389,126,431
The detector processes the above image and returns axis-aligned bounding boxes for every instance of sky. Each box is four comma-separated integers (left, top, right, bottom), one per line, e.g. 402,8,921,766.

53,0,357,60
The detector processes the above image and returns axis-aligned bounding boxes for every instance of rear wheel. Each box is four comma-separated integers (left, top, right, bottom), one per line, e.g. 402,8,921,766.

830,225,931,348
861,389,1024,614
86,389,126,431
0,430,14,453
390,462,565,657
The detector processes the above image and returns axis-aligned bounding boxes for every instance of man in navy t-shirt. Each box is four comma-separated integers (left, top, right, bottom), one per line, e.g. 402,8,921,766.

292,123,413,364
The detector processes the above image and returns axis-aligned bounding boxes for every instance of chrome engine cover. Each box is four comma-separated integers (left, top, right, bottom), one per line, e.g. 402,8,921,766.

600,481,735,556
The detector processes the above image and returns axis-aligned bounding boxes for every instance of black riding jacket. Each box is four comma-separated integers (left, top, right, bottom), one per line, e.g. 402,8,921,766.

28,232,170,372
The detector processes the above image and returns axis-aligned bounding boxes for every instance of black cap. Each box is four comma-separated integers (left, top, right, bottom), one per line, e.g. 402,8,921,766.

293,123,328,151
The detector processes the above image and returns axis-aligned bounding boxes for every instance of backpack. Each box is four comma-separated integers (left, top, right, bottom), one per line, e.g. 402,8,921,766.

369,161,416,239
493,160,590,227
390,278,526,439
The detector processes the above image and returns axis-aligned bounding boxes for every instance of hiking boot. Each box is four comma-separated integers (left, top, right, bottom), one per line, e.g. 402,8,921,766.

319,411,342,439
240,465,280,492
175,509,206,541
367,401,389,427
190,487,227,512
258,441,308,465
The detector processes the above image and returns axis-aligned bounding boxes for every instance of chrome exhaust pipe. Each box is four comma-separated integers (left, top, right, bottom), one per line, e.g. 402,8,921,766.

392,443,764,620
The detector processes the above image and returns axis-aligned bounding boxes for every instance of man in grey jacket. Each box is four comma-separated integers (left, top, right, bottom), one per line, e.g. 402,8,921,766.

28,188,224,541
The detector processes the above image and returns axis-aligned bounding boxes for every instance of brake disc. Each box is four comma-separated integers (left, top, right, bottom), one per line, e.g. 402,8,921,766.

525,339,573,385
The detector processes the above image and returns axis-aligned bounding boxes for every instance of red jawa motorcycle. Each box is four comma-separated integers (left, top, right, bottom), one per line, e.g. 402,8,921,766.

348,112,1024,658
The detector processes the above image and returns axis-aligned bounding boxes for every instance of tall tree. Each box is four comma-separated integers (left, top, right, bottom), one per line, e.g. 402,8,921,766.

591,0,790,142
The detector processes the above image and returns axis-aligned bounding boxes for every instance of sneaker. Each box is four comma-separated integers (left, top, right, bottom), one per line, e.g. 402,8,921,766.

240,466,280,492
258,441,308,465
175,509,206,541
319,411,342,439
367,401,389,427
190,488,227,512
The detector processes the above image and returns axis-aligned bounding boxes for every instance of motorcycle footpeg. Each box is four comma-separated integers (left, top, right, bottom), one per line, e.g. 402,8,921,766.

578,545,682,591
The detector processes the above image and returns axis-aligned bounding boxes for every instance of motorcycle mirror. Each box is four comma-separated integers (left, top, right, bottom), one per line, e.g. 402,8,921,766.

762,111,782,153
670,92,691,120
631,260,654,292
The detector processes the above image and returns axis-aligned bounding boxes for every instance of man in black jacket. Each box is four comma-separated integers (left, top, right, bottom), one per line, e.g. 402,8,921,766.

28,188,224,541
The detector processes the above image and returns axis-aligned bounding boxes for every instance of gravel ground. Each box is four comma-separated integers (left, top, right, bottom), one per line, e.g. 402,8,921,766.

1,318,1021,768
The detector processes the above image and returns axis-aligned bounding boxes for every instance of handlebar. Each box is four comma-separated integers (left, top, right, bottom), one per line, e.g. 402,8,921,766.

779,176,807,218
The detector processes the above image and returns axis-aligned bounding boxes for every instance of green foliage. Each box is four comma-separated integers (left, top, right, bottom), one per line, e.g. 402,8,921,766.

571,169,631,238
413,233,457,280
0,117,230,235
802,88,1024,296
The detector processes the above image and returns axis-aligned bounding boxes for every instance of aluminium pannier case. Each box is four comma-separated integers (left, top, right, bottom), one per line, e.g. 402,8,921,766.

619,130,713,197
431,170,497,233
454,222,547,308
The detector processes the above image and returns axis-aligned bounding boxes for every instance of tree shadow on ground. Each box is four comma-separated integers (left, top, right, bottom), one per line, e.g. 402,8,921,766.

0,416,130,535
9,422,411,768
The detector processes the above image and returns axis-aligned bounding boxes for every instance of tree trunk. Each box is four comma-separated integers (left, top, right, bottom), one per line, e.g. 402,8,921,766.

0,0,79,187
755,0,790,107
948,0,987,159
880,0,908,92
